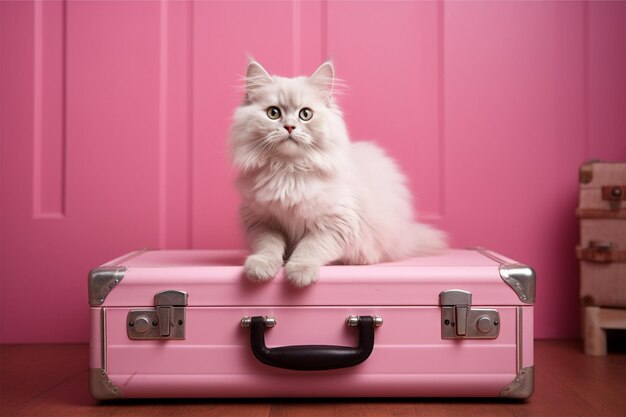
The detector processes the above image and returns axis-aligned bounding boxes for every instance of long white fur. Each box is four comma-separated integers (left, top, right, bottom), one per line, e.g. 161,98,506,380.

229,60,447,287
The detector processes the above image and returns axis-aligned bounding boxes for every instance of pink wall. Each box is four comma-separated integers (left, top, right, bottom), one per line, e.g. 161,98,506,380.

1,1,624,343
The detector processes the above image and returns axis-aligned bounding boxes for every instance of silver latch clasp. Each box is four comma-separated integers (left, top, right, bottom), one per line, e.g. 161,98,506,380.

127,290,188,340
439,290,500,339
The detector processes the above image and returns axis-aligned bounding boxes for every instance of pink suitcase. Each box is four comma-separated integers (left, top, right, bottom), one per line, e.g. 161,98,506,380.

88,248,535,400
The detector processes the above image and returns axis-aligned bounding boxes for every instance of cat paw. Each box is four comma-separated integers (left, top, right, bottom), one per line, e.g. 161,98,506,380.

244,254,282,282
285,262,320,287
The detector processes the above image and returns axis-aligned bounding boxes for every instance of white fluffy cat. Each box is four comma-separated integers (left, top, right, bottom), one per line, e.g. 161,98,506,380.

229,60,447,287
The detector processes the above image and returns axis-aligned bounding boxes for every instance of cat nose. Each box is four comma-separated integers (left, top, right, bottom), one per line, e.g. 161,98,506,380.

284,125,295,134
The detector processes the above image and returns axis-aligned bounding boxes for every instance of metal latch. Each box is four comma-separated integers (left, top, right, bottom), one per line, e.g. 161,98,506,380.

602,186,625,210
439,290,500,339
580,240,617,263
127,290,188,340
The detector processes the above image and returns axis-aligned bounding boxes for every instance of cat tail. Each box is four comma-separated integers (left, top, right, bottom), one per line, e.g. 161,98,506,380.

411,222,448,255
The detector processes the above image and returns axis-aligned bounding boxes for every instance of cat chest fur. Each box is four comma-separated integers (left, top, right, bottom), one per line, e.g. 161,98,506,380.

249,167,341,211
244,167,356,235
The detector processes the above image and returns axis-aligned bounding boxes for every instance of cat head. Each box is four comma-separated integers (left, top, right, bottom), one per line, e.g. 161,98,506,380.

229,60,349,174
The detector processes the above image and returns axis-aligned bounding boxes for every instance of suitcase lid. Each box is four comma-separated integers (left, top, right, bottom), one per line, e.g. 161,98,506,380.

88,248,535,307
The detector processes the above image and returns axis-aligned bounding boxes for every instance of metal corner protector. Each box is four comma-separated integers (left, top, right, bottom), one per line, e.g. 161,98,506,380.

88,266,126,306
499,264,536,304
89,368,124,400
500,366,535,399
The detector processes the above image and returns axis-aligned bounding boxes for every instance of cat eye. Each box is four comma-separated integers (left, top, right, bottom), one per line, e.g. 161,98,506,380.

299,108,313,121
266,106,281,120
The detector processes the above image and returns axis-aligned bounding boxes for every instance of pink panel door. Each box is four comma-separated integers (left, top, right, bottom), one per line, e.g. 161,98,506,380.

1,1,625,343
325,1,444,219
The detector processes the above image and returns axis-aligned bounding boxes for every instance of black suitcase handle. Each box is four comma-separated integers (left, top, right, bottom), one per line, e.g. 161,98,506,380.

245,315,376,371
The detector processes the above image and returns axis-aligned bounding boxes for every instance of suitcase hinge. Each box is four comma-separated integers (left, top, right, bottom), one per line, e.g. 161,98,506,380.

439,290,500,339
127,290,188,340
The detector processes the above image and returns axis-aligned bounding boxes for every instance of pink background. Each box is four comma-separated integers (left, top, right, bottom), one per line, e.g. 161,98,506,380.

1,0,624,343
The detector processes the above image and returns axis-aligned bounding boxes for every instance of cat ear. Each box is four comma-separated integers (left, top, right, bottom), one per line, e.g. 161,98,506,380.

309,61,334,103
245,60,273,102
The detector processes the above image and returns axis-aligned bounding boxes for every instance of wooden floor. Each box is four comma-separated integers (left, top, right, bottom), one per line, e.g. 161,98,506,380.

1,340,625,417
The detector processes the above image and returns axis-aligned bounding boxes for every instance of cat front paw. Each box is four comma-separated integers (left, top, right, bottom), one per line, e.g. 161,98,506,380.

285,261,320,287
244,254,282,282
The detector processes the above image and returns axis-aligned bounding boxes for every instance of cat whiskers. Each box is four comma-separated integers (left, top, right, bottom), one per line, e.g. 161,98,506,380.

298,132,323,153
243,132,279,167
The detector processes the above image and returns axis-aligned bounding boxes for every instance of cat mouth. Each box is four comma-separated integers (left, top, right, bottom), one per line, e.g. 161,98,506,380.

276,135,300,154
